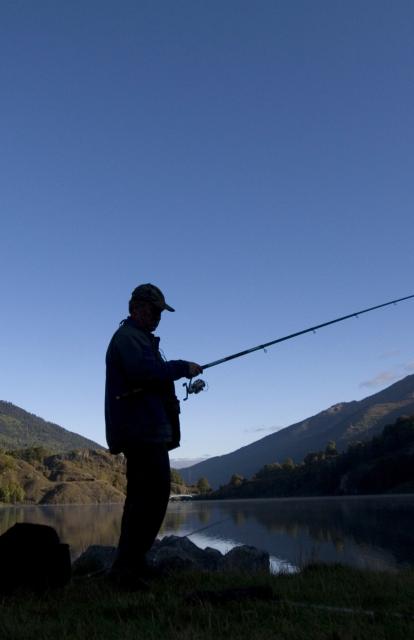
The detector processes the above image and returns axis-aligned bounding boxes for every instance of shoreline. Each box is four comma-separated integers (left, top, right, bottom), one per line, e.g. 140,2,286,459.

2,492,414,508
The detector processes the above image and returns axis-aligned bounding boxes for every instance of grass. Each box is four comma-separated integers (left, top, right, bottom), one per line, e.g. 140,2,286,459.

1,565,414,640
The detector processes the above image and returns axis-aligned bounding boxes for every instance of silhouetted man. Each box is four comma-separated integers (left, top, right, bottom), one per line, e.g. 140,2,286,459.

105,283,202,589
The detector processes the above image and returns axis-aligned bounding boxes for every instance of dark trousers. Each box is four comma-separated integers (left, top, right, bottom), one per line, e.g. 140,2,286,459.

113,443,171,574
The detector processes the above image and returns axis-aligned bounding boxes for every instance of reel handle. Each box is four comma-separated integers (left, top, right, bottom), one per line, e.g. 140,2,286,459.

183,378,206,401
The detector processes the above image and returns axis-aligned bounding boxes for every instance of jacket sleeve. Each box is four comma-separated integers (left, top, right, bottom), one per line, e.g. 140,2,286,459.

113,332,190,386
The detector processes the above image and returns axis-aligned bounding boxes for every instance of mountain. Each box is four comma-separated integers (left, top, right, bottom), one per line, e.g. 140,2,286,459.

0,401,104,452
208,416,414,499
179,374,414,489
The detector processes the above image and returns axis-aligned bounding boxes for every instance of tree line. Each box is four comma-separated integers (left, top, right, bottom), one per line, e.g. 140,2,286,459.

3,415,412,504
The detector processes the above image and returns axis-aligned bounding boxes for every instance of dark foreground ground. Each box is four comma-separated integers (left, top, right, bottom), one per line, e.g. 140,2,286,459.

1,565,414,640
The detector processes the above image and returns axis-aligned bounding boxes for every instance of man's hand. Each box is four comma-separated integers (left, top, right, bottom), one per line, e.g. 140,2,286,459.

186,362,203,378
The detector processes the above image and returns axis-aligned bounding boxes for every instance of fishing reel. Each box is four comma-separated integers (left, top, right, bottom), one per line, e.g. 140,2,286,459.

183,378,207,401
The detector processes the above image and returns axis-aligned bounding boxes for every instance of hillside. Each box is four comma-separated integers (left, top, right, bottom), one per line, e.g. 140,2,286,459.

0,446,194,505
0,448,126,504
0,401,104,452
180,374,414,488
208,415,414,499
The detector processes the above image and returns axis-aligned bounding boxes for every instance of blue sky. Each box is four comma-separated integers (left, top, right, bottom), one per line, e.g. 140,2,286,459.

1,1,414,465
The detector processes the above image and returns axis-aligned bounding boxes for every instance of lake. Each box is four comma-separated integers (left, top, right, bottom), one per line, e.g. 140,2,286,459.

1,495,413,573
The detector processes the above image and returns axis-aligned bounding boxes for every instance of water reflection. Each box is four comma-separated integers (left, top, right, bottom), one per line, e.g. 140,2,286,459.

0,504,122,559
1,495,413,571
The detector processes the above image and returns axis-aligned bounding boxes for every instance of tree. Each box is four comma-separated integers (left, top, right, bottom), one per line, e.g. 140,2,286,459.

229,474,244,487
254,462,282,479
304,451,322,465
196,477,211,493
0,481,25,503
170,468,184,485
282,457,295,471
325,441,338,457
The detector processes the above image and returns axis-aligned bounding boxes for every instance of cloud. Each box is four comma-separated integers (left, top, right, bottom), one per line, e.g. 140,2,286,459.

360,360,414,389
359,371,399,389
170,455,211,469
244,425,282,434
379,349,401,359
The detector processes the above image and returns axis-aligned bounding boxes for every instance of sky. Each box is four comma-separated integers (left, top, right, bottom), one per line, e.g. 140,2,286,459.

1,1,414,466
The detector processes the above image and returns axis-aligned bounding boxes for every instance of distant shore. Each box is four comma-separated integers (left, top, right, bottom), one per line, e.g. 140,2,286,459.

2,492,414,508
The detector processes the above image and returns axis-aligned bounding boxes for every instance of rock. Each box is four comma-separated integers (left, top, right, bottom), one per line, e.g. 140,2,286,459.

221,545,270,573
72,545,116,576
72,537,270,576
147,535,222,572
0,523,71,593
202,547,224,571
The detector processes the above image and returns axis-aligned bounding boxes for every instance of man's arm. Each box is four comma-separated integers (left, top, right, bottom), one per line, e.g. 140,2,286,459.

113,333,201,387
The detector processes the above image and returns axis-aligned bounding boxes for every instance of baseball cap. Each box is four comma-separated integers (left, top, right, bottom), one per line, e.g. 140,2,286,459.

130,283,175,312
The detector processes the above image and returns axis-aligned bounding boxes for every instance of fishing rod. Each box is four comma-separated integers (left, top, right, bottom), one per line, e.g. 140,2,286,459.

183,293,414,400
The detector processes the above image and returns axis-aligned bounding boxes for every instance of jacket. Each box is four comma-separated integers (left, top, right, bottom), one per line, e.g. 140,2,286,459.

105,317,190,454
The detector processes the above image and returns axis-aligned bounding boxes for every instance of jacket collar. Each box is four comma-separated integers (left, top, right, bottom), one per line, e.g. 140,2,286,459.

123,317,160,346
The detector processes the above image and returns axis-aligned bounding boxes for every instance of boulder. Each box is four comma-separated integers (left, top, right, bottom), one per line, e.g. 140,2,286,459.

147,535,223,572
72,545,116,576
221,544,269,573
0,523,71,593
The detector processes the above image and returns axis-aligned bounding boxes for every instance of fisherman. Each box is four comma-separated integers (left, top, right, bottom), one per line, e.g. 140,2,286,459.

105,283,202,589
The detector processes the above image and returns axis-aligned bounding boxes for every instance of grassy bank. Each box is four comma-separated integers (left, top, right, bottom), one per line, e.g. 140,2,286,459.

1,565,414,640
